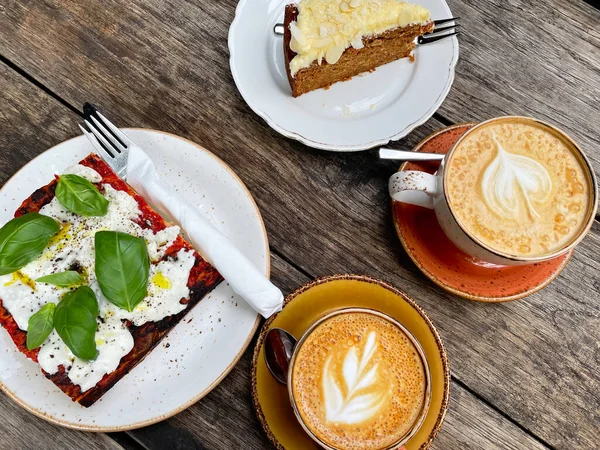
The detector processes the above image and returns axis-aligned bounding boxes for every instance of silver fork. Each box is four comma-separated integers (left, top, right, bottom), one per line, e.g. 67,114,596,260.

77,104,285,317
78,103,131,179
273,17,460,44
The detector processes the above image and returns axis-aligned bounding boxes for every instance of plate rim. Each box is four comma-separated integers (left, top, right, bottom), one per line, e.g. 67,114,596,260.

0,128,266,431
228,0,459,152
250,274,451,449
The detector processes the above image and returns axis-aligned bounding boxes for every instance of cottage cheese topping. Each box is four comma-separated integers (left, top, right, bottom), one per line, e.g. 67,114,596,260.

63,164,103,183
289,0,431,76
99,249,196,327
38,320,134,392
0,171,196,392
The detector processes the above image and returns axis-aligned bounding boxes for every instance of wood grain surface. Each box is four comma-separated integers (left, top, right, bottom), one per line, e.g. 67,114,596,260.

439,0,600,180
0,393,123,450
0,59,550,450
1,0,599,449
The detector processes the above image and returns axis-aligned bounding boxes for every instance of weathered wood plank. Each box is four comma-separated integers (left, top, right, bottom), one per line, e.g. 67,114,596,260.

127,355,550,450
122,253,311,450
430,386,547,450
0,392,123,450
257,146,600,449
0,61,552,449
0,68,75,186
127,253,549,450
0,62,134,450
2,0,600,448
261,151,600,448
440,0,600,175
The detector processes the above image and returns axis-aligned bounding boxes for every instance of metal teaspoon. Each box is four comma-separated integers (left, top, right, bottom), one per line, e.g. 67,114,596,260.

264,328,297,385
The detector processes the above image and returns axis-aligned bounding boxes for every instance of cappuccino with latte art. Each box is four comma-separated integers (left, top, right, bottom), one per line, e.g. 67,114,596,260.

446,119,594,258
289,310,429,450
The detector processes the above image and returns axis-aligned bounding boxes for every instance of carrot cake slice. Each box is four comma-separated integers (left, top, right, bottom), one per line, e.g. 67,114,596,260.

284,0,434,97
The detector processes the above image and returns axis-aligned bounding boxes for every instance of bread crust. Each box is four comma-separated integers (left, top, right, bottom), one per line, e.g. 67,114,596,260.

283,4,434,97
0,153,223,407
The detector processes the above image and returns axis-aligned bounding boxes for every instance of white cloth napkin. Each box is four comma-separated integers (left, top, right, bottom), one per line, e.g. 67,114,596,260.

126,145,283,318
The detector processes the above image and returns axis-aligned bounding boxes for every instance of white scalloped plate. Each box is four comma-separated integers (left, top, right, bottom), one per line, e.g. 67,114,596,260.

228,0,458,151
0,130,268,431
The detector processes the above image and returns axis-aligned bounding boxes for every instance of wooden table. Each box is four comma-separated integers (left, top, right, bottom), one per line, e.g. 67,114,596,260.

1,0,599,448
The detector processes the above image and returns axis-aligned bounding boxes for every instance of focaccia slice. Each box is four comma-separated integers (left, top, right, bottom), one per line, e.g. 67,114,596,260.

0,153,222,407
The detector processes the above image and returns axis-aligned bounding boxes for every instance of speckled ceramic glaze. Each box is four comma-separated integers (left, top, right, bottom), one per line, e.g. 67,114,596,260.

251,275,450,450
0,129,268,430
392,124,572,302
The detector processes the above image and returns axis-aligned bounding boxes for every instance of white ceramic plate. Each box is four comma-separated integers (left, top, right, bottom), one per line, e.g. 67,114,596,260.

228,0,458,151
0,130,267,431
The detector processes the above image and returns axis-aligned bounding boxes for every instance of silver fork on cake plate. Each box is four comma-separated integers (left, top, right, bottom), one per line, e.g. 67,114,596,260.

78,104,284,318
273,17,460,44
272,17,459,162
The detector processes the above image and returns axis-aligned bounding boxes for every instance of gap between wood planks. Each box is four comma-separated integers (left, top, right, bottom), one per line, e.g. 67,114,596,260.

582,0,599,9
0,53,576,450
107,433,148,450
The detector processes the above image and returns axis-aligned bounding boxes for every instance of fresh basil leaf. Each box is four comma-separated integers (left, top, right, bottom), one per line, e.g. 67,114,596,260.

26,303,56,350
54,286,98,361
95,231,149,312
0,213,60,276
56,174,108,217
36,271,85,287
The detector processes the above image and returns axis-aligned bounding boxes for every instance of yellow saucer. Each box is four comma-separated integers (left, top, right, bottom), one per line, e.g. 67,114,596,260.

251,275,450,449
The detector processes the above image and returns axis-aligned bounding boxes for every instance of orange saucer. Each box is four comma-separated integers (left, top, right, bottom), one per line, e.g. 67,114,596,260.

392,123,573,302
251,275,450,450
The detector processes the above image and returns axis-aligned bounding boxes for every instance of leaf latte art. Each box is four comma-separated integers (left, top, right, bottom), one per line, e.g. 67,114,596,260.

446,119,591,257
322,331,388,424
291,312,427,450
481,136,552,221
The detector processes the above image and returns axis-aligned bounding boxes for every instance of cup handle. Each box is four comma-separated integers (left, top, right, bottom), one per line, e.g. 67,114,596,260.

388,171,441,210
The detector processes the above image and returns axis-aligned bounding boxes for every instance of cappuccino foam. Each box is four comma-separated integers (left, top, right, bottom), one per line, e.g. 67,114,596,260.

291,312,426,450
447,120,591,257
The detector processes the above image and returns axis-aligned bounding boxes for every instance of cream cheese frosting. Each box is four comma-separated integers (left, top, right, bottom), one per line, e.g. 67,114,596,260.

289,0,431,76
